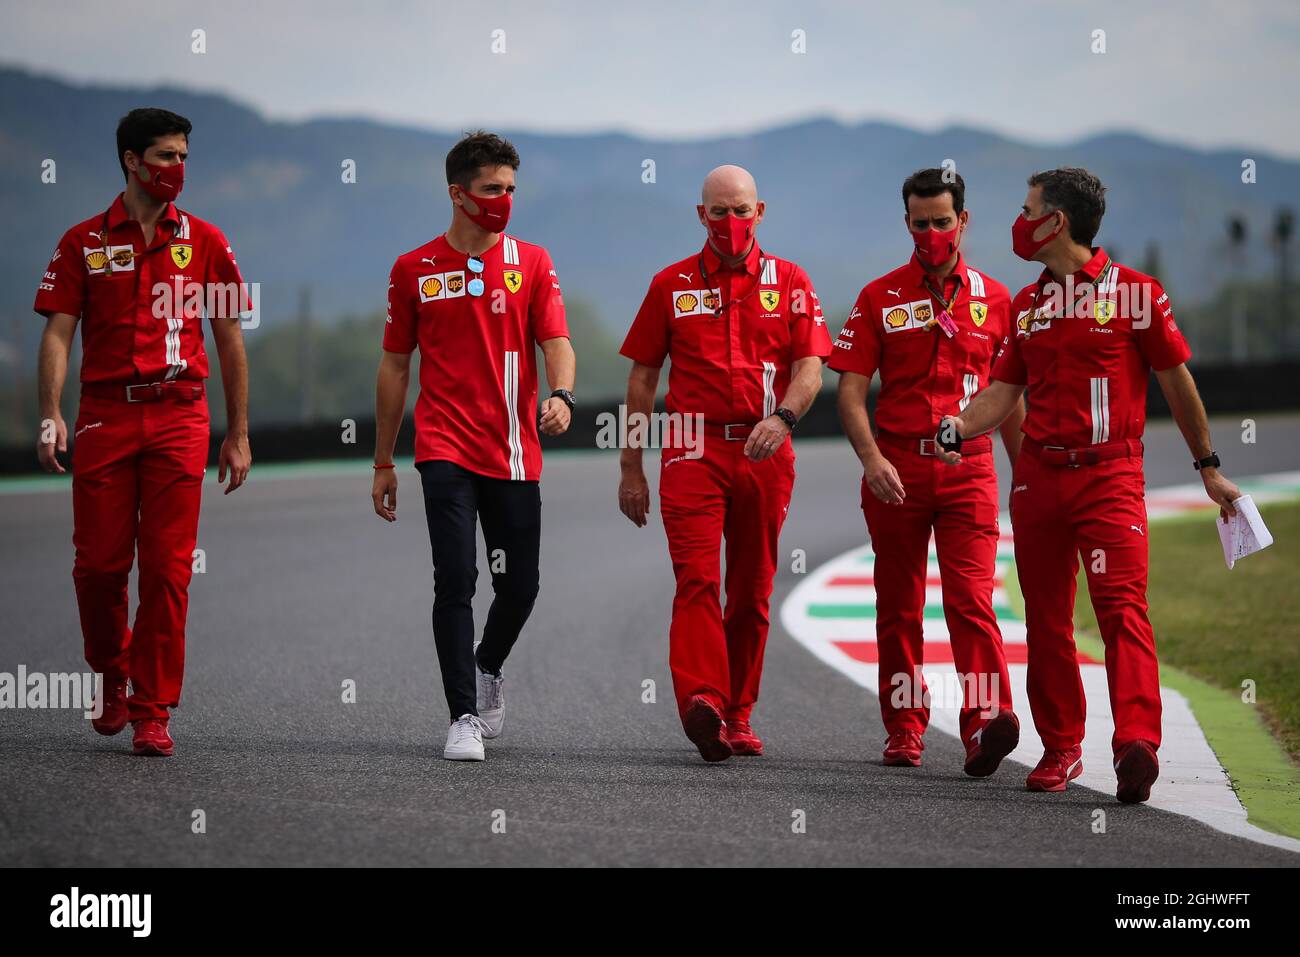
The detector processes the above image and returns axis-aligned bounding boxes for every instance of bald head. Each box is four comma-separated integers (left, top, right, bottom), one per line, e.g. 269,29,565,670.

697,165,765,258
701,165,757,208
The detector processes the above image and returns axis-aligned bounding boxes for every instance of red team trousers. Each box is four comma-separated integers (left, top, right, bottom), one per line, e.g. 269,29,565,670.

659,433,795,724
863,440,1013,746
71,390,209,721
1010,442,1162,753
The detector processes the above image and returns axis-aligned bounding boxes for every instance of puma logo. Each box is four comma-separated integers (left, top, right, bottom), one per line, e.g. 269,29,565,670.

679,272,694,282
887,288,902,297
1130,524,1145,536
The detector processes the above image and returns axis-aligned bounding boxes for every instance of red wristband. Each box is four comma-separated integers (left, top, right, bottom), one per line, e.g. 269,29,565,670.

373,463,395,470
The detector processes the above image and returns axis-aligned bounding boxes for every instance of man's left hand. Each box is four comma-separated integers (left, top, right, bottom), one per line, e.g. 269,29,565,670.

744,415,789,462
1201,468,1242,521
218,434,251,495
540,397,571,436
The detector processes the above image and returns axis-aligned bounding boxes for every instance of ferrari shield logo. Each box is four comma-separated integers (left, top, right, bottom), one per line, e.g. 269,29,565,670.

1095,300,1116,324
969,302,988,327
503,269,523,294
170,243,193,269
760,290,780,311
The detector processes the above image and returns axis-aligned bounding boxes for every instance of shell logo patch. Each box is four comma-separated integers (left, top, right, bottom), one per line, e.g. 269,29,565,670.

884,307,911,329
970,302,988,327
675,292,699,313
85,245,136,273
503,269,523,294
419,274,444,302
170,243,193,270
760,290,780,311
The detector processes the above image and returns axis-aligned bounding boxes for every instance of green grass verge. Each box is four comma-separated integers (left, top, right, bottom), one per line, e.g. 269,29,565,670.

1072,501,1300,839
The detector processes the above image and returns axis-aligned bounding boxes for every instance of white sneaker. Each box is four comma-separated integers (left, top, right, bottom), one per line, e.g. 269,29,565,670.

443,714,487,761
476,666,505,739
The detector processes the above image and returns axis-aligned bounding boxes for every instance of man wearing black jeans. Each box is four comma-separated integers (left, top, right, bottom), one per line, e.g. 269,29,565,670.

372,131,575,761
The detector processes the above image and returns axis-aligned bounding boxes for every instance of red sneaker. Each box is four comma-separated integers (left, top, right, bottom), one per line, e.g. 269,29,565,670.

132,718,174,757
1025,746,1083,792
725,718,763,756
1114,740,1159,804
91,675,129,737
963,711,1020,778
882,730,924,766
682,696,731,763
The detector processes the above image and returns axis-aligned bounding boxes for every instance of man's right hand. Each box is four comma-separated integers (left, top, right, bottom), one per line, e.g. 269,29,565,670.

936,415,965,465
863,450,905,504
618,461,651,527
372,468,398,522
37,413,67,474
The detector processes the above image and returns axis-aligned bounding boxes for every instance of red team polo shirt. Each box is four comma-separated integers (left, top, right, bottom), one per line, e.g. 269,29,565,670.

620,242,832,422
34,194,243,384
829,253,1011,437
992,247,1190,448
385,233,568,481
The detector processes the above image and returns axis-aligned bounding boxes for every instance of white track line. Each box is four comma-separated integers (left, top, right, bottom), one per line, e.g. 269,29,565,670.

781,472,1300,853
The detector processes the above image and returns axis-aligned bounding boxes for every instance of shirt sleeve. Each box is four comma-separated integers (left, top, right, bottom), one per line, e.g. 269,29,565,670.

206,226,247,320
992,320,1027,385
382,258,418,354
530,248,569,343
827,286,880,377
788,265,832,361
1135,279,1191,371
33,228,86,319
619,278,670,368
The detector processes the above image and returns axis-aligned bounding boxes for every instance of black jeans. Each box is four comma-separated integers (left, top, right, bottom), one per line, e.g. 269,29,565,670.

417,459,542,718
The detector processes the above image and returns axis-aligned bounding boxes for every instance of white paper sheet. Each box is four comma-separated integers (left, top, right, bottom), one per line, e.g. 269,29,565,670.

1217,494,1274,569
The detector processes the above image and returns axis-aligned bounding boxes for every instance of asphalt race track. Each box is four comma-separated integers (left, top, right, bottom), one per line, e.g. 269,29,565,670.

1,414,1298,866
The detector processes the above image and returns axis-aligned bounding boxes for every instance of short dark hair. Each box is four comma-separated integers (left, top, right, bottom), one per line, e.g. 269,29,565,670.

902,168,965,215
116,108,192,182
1027,167,1106,244
445,130,520,188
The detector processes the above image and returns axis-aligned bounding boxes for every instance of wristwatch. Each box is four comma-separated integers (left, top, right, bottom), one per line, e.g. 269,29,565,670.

935,417,962,453
774,407,798,431
550,389,576,412
1193,452,1221,471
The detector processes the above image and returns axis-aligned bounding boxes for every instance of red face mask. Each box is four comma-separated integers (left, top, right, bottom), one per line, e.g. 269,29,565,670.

705,212,756,258
137,159,184,202
911,222,961,268
1012,210,1062,260
457,186,512,233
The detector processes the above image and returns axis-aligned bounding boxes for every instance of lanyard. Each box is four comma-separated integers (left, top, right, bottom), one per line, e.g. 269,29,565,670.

1028,257,1113,324
921,274,963,333
698,249,767,317
92,206,176,274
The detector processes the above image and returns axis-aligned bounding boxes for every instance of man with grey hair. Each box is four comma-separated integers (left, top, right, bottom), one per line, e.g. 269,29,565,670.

618,165,831,762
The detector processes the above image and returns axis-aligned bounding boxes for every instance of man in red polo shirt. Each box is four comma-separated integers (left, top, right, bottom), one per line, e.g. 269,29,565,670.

35,108,251,757
618,165,831,762
936,167,1241,803
373,131,574,762
831,168,1024,773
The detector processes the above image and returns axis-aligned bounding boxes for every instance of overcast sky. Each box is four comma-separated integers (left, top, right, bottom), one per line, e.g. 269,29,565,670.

4,0,1298,157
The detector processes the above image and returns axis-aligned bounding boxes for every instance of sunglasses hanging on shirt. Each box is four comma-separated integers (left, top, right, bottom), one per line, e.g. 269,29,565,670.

466,256,485,296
